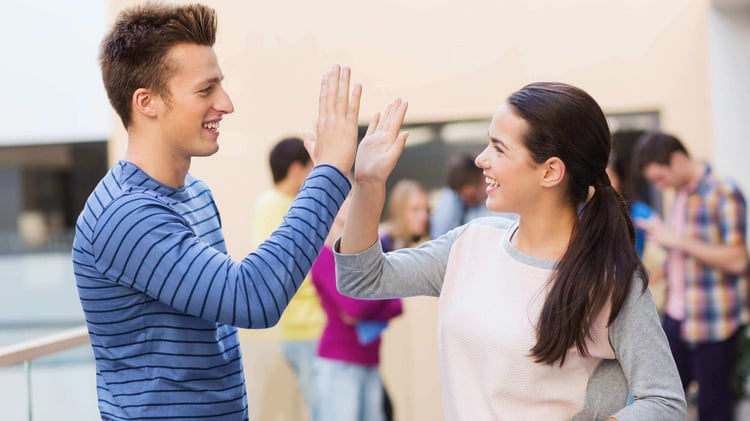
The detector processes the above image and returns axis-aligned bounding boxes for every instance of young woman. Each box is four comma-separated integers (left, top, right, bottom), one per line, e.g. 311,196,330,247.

333,83,686,420
377,178,429,420
379,179,430,252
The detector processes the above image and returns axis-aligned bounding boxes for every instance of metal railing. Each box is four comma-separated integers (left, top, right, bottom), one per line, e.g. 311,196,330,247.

0,326,89,420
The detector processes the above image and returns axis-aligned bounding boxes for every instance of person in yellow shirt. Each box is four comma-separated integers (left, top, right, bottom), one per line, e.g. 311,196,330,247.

251,137,326,419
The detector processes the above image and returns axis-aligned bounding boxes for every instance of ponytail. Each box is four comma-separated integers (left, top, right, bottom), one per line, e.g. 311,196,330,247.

529,175,648,366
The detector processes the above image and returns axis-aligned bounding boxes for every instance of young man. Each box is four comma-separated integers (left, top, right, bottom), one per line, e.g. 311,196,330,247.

250,137,323,418
72,3,362,419
635,131,749,421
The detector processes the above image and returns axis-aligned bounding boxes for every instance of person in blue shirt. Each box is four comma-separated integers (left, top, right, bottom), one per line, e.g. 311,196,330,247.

607,130,657,257
430,154,515,238
71,3,394,419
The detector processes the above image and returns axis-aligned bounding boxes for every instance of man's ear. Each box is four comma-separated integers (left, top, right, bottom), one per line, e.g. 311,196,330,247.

132,88,159,119
540,157,566,188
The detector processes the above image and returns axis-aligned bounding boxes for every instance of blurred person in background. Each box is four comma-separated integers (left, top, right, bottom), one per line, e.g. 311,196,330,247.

377,178,430,420
249,136,324,419
430,155,494,238
380,179,430,251
607,130,651,257
312,192,403,421
635,131,749,421
607,130,666,311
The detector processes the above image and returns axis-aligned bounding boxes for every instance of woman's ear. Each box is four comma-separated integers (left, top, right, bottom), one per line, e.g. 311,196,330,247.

540,157,566,187
132,88,160,119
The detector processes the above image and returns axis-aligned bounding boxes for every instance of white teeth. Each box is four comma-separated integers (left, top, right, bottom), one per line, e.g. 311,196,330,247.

485,177,498,188
203,122,220,131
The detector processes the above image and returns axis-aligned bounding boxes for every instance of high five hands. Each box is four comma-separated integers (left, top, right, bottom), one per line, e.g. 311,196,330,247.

304,65,362,175
355,99,409,185
304,65,409,183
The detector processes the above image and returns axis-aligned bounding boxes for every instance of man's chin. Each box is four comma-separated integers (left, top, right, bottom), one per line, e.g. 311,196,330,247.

194,144,219,157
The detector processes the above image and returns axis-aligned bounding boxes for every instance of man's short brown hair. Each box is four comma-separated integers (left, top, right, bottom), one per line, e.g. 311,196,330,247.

445,154,482,191
99,2,217,128
634,131,689,172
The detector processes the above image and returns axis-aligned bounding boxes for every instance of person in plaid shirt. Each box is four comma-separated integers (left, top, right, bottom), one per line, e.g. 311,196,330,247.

635,131,749,421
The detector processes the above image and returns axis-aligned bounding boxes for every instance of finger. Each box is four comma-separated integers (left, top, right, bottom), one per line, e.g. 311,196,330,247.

376,103,392,131
365,112,380,136
388,101,408,134
348,82,362,122
318,72,329,122
382,98,403,131
326,65,340,116
336,66,351,116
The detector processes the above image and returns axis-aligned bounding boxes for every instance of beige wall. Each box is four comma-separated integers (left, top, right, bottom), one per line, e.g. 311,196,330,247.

107,1,714,419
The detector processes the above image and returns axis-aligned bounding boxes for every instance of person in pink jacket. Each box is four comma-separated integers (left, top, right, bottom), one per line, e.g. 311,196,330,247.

312,195,403,421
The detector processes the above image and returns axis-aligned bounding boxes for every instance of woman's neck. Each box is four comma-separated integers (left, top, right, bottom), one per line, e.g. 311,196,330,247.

512,206,577,261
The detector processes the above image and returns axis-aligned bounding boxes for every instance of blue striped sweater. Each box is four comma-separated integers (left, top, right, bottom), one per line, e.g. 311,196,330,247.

72,161,349,420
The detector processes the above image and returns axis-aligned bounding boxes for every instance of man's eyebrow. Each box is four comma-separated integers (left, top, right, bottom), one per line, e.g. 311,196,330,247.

196,75,224,87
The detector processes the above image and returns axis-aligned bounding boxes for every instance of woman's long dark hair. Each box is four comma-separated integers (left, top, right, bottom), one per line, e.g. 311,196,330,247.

507,82,648,366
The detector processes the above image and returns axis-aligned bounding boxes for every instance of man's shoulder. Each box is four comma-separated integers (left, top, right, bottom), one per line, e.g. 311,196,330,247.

92,187,180,230
700,171,746,202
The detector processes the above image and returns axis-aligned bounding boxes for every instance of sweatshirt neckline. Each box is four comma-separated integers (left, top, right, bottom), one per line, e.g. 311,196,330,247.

501,220,558,270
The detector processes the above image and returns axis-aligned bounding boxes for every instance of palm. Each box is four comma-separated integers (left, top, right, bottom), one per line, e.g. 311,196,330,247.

304,65,362,174
354,99,409,184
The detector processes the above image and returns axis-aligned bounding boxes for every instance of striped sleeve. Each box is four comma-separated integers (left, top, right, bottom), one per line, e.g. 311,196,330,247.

91,165,349,329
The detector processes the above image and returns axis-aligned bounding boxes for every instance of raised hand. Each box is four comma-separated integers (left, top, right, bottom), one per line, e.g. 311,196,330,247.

303,65,362,175
354,99,409,185
339,99,408,254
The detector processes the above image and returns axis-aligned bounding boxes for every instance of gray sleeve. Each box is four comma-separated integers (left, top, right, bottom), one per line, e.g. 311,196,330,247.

608,279,687,420
333,225,467,299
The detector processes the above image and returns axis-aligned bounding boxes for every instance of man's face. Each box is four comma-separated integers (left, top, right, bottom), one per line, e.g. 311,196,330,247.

156,43,234,158
643,161,681,191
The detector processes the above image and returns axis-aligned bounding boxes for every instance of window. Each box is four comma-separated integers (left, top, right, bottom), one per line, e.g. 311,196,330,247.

0,142,107,254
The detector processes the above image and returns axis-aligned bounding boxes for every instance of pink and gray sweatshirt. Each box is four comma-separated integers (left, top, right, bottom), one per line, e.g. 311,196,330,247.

334,217,686,421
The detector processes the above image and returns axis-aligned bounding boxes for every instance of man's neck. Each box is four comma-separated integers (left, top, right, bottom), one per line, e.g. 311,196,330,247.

125,130,191,188
681,161,706,191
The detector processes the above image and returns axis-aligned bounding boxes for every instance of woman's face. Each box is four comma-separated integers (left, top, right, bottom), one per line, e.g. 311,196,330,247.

474,103,541,214
404,191,430,237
